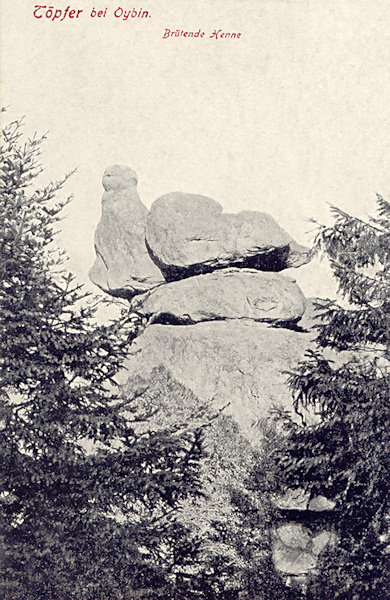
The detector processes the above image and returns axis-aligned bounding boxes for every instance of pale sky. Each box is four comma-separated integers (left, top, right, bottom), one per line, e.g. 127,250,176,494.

2,0,390,304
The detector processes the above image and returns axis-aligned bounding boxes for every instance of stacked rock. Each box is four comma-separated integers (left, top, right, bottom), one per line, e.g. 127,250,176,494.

90,165,310,310
90,165,315,440
90,166,334,588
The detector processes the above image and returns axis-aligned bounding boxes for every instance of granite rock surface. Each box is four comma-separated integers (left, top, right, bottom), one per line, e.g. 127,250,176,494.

116,320,315,444
145,191,311,280
89,165,165,299
131,268,306,325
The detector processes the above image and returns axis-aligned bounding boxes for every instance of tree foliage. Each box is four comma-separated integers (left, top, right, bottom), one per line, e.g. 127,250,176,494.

124,367,297,600
0,118,205,599
1,115,325,600
276,199,390,599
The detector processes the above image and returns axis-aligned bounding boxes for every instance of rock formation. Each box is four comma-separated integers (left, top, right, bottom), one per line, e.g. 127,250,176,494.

115,320,314,443
145,191,311,281
89,165,165,299
89,166,318,441
131,268,307,325
273,524,335,586
90,166,333,589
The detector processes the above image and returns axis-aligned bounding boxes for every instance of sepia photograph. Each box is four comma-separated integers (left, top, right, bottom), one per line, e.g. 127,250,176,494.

1,1,389,598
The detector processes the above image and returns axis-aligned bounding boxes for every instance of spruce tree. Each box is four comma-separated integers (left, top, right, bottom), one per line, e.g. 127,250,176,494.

0,117,204,600
277,198,390,599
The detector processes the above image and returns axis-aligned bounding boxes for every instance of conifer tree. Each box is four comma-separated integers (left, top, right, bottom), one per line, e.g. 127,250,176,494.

277,198,390,599
0,117,204,600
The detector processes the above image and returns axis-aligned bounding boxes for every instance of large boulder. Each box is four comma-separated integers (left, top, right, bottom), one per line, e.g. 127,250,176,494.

89,165,165,299
273,524,334,577
131,268,306,325
145,192,311,280
117,320,315,444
